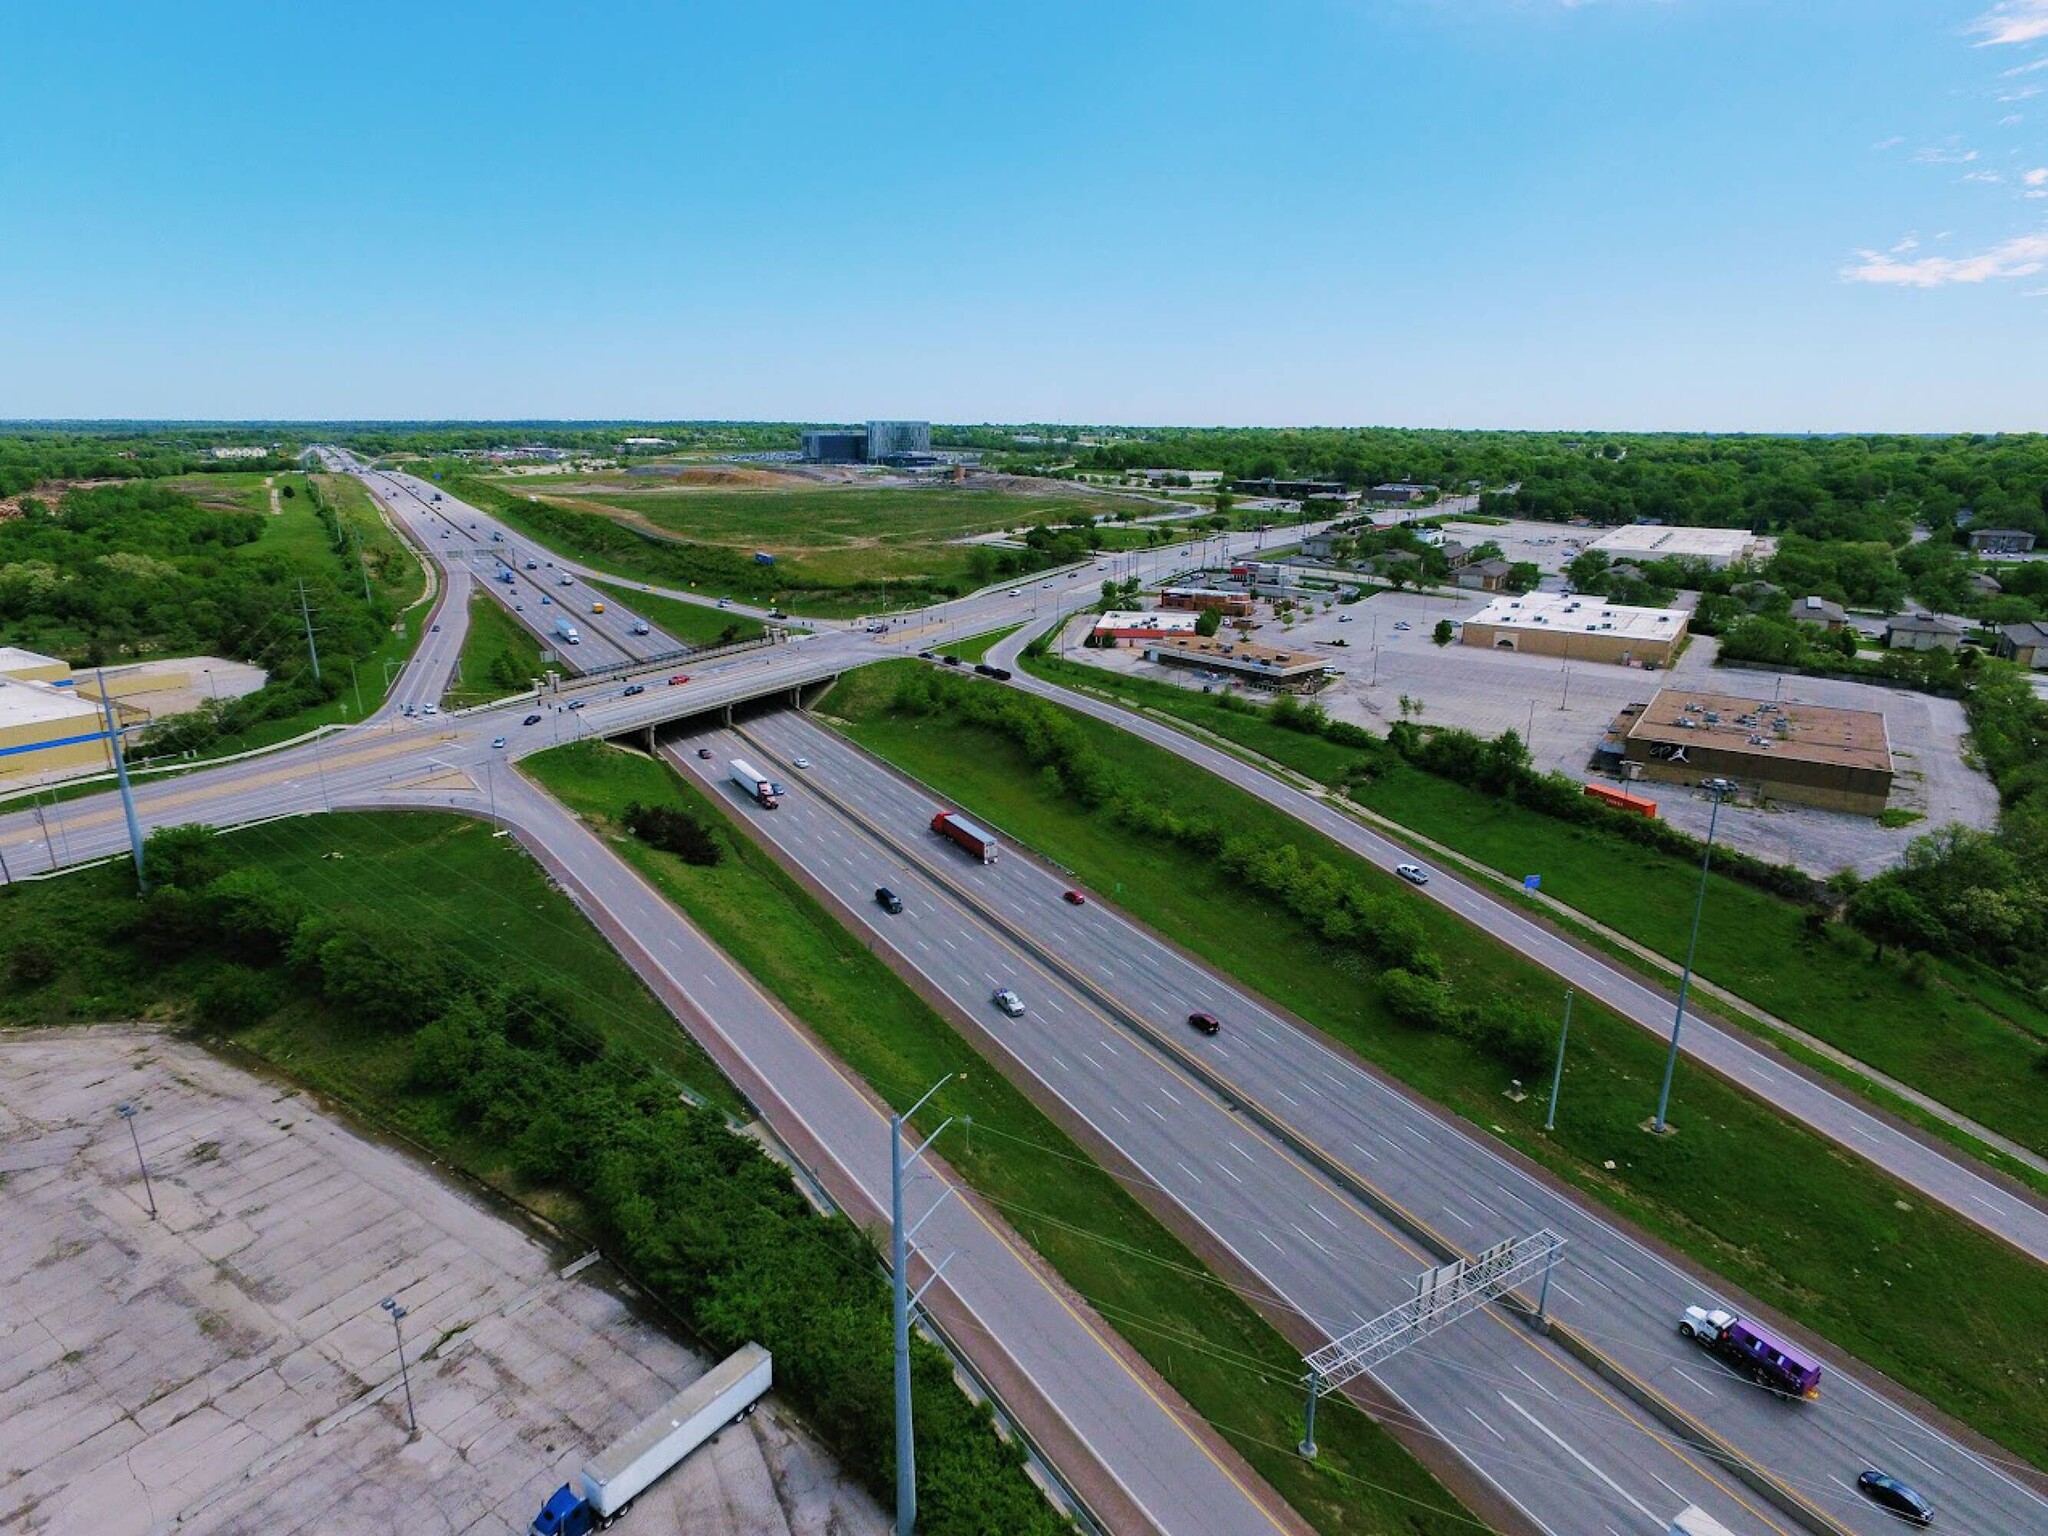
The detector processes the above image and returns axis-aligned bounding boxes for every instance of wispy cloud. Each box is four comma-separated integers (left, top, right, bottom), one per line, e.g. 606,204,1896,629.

1970,1,2048,46
1913,143,1980,164
1873,134,1906,151
2027,167,2048,184
1964,169,2006,182
1844,227,2048,285
2001,55,2048,74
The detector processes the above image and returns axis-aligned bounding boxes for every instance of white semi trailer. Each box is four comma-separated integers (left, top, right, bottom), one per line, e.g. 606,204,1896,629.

529,1344,772,1534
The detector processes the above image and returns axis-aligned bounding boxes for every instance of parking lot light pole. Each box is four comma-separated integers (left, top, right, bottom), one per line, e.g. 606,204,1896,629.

116,1103,155,1219
380,1297,416,1434
1652,779,1737,1134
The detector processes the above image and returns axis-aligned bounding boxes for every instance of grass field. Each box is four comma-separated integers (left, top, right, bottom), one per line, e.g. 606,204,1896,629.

459,477,1134,615
522,741,1481,1536
585,578,767,648
0,811,741,1210
946,623,1024,663
444,592,545,708
1023,655,2048,1161
166,470,274,516
825,661,2048,1467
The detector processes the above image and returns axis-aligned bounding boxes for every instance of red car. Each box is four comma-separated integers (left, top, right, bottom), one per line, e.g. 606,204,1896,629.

1062,889,1087,906
668,673,690,686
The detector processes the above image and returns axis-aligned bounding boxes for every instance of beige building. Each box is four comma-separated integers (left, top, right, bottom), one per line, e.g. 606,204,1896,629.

1617,690,1893,815
1586,525,1771,568
1460,591,1689,668
0,648,115,782
1144,634,1330,693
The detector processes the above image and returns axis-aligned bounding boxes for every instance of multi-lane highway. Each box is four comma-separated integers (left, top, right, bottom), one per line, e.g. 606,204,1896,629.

660,709,2048,1536
981,619,2048,1266
4,457,2043,1534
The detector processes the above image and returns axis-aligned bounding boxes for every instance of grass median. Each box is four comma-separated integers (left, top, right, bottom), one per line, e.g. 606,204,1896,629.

444,591,546,708
523,739,1482,1536
826,660,2048,1469
1022,654,2048,1163
586,578,766,648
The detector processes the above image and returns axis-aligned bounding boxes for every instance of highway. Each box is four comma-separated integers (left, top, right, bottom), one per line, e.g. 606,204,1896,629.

4,459,2043,1532
666,709,2047,1536
982,619,2048,1266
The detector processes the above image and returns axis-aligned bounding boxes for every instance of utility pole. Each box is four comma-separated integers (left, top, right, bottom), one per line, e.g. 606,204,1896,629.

350,527,374,602
96,672,148,893
1544,990,1573,1132
380,1297,417,1434
1653,779,1736,1134
116,1102,156,1219
297,579,322,683
892,1074,964,1536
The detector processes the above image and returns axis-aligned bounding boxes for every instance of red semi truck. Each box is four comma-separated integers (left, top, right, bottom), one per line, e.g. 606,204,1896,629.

931,810,999,864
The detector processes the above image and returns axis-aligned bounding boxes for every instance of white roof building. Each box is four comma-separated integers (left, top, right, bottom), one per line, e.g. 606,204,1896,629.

1586,525,1771,568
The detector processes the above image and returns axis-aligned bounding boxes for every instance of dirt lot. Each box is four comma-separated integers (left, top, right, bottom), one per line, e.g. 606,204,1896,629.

0,1028,885,1536
1060,587,1998,876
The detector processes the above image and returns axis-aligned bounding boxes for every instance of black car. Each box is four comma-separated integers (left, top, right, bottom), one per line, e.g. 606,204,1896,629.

623,684,645,696
1856,1471,1933,1526
875,887,904,915
697,747,713,760
523,713,542,726
1187,1011,1221,1036
975,663,998,677
941,654,961,666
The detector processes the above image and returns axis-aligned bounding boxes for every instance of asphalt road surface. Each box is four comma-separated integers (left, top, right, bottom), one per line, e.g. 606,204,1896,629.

983,620,2048,1266
684,710,2046,1536
5,466,2041,1534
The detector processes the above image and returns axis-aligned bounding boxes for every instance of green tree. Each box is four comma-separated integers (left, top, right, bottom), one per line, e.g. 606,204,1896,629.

1432,618,1454,647
1194,607,1223,637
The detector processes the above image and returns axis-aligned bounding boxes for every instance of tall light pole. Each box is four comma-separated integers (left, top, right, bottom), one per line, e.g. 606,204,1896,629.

380,1297,417,1434
1652,778,1738,1134
116,1102,155,1219
892,1074,963,1536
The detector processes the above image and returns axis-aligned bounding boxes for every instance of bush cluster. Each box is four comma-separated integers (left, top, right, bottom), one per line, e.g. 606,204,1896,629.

114,824,1067,1536
624,800,724,866
885,670,1582,1080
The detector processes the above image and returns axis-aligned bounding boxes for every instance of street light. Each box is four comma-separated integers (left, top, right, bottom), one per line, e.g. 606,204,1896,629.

1651,778,1739,1134
380,1297,417,1434
892,1073,964,1536
116,1102,155,1219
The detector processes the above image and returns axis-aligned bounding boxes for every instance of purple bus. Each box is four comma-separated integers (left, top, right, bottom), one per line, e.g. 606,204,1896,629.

1680,1306,1822,1399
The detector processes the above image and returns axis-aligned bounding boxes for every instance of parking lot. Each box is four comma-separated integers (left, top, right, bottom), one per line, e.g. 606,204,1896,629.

1060,587,1996,876
0,1028,885,1536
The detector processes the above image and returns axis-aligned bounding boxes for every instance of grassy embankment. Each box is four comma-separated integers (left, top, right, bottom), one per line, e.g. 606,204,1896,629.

585,578,767,648
1021,654,2048,1167
0,812,1070,1535
0,812,738,1213
946,623,1025,664
523,740,1482,1536
444,591,546,709
445,471,1128,619
826,660,2048,1468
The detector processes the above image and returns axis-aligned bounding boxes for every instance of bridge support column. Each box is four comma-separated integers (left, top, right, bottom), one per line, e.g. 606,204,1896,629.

723,703,733,727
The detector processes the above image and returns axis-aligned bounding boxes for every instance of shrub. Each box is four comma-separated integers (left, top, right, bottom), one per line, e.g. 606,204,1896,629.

623,801,724,866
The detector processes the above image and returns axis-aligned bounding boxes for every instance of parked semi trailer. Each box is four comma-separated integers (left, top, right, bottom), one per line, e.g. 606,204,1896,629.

932,810,999,864
530,1344,772,1535
730,759,780,808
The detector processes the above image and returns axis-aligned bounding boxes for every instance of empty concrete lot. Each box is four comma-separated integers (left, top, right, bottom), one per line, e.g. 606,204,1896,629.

0,1028,884,1536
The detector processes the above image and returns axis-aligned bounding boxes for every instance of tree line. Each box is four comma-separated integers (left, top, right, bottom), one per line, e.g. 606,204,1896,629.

20,824,1071,1536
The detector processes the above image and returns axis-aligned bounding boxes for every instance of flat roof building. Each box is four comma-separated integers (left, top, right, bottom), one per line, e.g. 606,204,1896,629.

1091,609,1202,647
1367,482,1437,504
1460,590,1689,668
1616,689,1893,816
1160,586,1255,617
800,429,867,464
0,676,112,782
1586,525,1770,569
1143,634,1330,693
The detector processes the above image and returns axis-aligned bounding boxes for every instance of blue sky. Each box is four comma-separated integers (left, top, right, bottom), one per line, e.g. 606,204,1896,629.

4,0,2044,430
